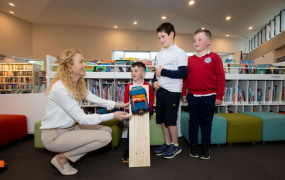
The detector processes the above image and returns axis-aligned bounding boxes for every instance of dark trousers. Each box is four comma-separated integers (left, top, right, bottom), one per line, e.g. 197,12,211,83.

187,94,216,146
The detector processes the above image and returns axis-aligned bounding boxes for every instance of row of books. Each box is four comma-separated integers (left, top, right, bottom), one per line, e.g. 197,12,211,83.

0,71,33,76
0,83,34,90
224,86,235,103
0,77,33,83
52,59,154,73
223,85,285,103
266,85,281,102
0,64,33,71
38,71,46,76
224,64,285,74
89,83,128,103
0,84,46,94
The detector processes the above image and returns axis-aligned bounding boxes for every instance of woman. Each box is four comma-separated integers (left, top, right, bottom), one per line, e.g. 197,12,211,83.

41,49,131,175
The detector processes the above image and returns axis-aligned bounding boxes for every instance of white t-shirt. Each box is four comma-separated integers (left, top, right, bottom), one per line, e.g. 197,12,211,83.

41,80,116,129
156,44,188,92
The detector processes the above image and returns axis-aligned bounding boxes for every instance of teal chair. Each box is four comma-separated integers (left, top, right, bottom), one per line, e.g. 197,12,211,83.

243,112,285,144
181,113,227,146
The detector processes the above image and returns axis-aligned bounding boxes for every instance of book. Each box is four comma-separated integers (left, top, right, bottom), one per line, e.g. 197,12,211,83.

115,60,130,72
230,64,246,74
10,89,21,94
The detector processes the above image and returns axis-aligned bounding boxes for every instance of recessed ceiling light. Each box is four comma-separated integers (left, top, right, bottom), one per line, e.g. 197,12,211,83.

248,26,253,30
133,21,137,25
226,34,229,37
201,27,205,30
114,26,118,29
162,16,166,20
189,1,195,5
226,16,231,20
9,3,15,6
9,11,14,14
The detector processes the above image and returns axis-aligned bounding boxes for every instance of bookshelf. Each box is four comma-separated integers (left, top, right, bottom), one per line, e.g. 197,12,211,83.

46,55,285,137
46,55,154,109
38,71,47,85
0,63,42,93
205,66,285,113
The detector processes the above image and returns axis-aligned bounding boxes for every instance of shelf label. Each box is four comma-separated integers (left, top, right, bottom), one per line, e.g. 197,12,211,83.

271,75,280,79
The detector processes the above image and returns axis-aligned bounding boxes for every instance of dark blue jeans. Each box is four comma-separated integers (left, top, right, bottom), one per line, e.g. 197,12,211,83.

187,94,216,146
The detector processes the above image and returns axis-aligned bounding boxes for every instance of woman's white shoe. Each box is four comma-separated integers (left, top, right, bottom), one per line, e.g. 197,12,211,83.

51,157,78,175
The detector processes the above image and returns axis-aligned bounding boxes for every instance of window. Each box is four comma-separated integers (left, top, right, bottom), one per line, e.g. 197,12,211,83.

112,50,194,61
249,9,285,52
281,10,285,31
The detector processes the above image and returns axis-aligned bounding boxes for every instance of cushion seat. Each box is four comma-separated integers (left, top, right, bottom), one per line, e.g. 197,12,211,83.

217,113,262,144
181,113,227,145
34,119,123,149
0,114,27,146
243,112,285,142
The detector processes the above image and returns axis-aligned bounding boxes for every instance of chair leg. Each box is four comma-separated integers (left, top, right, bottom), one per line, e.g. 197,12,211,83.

262,141,266,145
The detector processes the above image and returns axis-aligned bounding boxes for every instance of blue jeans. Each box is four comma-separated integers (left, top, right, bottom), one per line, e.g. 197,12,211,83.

187,94,216,146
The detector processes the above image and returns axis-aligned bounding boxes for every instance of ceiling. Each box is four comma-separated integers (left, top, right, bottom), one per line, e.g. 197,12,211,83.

1,0,285,39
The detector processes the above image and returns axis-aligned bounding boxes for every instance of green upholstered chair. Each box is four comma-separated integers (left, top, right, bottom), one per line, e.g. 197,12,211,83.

34,119,123,150
149,113,165,146
180,113,227,146
34,120,44,148
99,119,123,149
217,113,262,145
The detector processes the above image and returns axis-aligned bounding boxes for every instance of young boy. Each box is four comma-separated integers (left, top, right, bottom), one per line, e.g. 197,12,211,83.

122,62,154,163
153,22,188,159
182,28,225,160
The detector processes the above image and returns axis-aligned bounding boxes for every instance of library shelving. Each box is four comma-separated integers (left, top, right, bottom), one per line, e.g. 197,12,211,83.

47,55,285,136
46,55,154,112
47,55,285,114
38,70,47,86
208,66,285,113
0,63,42,93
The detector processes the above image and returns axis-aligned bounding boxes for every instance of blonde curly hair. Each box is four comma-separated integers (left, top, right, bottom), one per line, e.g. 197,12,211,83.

45,49,87,101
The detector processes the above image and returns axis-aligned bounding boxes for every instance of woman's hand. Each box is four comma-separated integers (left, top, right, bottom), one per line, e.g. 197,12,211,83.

115,102,130,109
113,111,131,120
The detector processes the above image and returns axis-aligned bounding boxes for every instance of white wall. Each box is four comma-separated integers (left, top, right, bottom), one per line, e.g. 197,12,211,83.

0,11,248,61
254,51,275,64
32,24,248,61
0,94,46,134
0,10,33,58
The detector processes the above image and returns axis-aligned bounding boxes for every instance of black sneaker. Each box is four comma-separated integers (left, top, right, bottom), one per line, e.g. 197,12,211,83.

122,148,129,163
200,145,210,160
189,143,199,158
161,144,181,159
154,143,170,156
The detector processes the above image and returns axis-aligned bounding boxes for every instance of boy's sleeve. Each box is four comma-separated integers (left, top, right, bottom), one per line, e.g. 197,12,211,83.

161,66,187,78
124,84,130,112
214,55,226,100
182,76,188,97
153,73,158,82
160,50,188,79
148,84,154,112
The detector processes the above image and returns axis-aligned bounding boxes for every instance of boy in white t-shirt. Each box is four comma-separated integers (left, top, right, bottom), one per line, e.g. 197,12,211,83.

153,22,188,159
